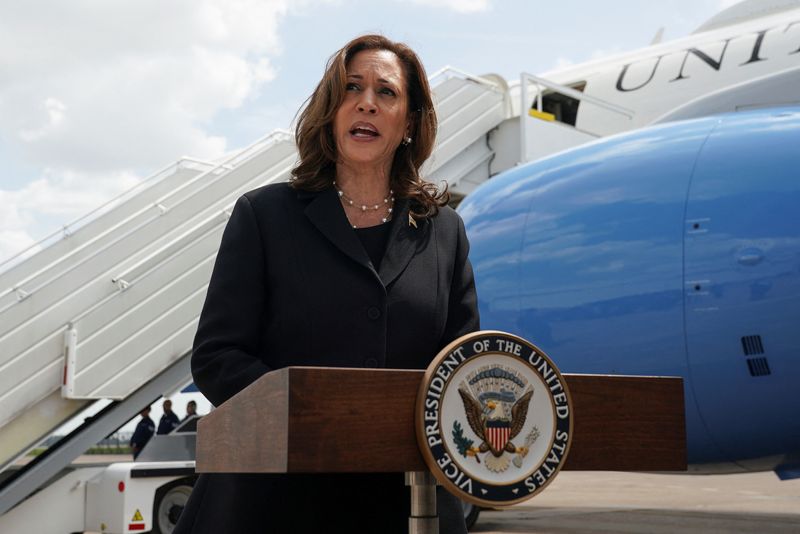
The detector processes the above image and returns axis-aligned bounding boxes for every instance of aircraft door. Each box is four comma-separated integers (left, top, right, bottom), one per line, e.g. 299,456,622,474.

683,110,800,468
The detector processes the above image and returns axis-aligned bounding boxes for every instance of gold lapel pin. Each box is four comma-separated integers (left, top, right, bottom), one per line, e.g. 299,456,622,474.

408,213,417,228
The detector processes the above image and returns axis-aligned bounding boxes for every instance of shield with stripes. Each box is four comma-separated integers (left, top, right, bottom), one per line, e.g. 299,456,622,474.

485,419,511,452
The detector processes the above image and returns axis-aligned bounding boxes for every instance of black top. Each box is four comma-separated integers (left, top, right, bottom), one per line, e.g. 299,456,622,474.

176,183,478,534
354,222,391,271
157,411,180,435
129,416,155,459
130,416,155,447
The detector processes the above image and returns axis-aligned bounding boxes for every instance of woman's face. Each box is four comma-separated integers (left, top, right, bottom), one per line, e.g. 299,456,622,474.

333,49,410,173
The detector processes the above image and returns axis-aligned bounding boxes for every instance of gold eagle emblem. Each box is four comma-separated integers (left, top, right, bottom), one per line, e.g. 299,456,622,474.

458,388,533,458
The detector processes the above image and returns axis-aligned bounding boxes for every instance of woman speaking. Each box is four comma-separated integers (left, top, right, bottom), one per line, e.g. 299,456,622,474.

175,34,479,533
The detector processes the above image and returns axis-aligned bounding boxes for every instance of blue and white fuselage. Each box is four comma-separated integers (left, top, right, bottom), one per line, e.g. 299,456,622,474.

460,107,800,476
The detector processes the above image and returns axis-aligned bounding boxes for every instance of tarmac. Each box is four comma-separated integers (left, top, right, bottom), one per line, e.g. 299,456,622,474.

471,471,800,533
18,456,800,532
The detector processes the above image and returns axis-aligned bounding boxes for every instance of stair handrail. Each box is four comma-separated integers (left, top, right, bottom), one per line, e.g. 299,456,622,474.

429,66,505,92
520,72,636,164
0,130,292,305
0,158,211,273
521,72,636,119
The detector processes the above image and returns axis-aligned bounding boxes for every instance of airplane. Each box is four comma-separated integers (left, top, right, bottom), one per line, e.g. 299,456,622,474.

455,0,800,481
459,104,800,478
515,0,800,140
2,1,799,532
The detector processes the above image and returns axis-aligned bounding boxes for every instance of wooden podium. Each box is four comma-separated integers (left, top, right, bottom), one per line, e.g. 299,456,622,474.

196,366,686,473
195,366,685,532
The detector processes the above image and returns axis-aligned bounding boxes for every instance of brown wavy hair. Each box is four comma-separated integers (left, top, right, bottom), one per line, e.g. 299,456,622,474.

290,34,448,218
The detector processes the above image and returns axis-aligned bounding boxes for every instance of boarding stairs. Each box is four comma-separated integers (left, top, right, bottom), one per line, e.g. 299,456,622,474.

0,68,533,514
0,62,636,515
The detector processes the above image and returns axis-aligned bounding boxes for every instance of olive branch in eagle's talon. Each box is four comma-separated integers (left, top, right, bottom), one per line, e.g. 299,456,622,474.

452,421,481,463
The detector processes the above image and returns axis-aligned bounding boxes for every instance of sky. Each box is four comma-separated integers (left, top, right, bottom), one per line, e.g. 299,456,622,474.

0,0,738,264
1,0,740,432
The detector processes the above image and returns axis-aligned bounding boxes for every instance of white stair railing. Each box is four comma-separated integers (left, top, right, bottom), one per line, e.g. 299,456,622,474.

520,72,636,163
0,69,511,457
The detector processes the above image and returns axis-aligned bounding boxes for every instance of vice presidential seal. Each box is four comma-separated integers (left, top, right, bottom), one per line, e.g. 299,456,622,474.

415,331,573,506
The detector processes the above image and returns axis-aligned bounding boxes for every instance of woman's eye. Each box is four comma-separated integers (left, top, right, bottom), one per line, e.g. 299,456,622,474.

346,83,359,91
380,87,396,96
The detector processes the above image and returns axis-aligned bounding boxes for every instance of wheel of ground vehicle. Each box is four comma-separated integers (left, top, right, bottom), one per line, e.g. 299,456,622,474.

152,479,194,534
461,499,481,530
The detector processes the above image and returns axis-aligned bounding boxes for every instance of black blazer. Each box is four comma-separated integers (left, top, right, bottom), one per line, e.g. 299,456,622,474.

175,182,479,534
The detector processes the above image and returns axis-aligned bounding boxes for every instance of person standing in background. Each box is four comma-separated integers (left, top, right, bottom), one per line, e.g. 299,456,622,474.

157,399,180,435
183,400,198,422
129,406,155,459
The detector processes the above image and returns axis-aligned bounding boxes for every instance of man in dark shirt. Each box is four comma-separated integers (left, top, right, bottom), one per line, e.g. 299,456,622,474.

129,406,155,459
157,399,180,435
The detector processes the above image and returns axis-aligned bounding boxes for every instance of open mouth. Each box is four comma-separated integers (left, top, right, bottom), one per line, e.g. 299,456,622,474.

349,122,380,138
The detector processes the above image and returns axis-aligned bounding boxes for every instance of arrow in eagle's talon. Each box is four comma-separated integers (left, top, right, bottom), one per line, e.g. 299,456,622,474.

467,446,482,463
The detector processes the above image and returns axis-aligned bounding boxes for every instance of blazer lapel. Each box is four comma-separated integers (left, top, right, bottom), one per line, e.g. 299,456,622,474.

301,187,422,288
379,198,425,287
302,187,374,273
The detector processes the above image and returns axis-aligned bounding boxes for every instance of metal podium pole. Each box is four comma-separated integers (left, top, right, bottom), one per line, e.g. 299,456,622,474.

405,471,438,534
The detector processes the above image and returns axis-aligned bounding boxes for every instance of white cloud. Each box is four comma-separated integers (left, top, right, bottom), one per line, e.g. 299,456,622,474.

14,169,141,220
590,47,623,61
0,168,144,263
552,56,576,70
0,0,295,261
19,98,67,142
717,0,741,11
546,45,624,73
0,0,289,173
403,0,491,13
0,195,37,265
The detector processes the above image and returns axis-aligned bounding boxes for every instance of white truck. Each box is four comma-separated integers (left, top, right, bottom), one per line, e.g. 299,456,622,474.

0,412,482,533
0,417,200,534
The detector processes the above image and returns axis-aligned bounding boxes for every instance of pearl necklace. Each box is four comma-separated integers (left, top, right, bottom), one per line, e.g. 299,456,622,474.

333,181,394,211
333,181,395,228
